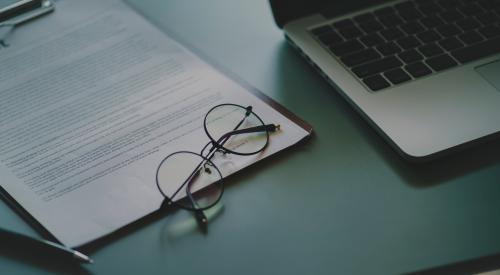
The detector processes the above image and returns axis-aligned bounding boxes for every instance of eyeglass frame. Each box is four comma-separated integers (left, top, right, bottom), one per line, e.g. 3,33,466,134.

155,103,279,229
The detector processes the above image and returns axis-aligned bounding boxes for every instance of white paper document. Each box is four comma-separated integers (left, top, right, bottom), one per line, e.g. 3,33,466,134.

0,0,310,247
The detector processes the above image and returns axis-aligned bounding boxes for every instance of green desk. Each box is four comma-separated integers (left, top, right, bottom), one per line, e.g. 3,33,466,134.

1,0,500,274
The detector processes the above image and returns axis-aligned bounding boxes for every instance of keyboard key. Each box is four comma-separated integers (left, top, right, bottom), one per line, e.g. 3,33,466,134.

478,25,500,38
377,42,402,55
395,2,416,11
458,3,484,16
399,9,424,21
354,12,375,23
339,26,364,39
375,6,396,17
311,25,333,35
437,0,460,9
415,0,434,4
451,36,500,63
401,22,425,34
417,30,441,43
436,24,462,37
425,53,458,71
405,62,432,77
317,32,344,45
418,43,444,57
478,0,500,10
416,0,438,4
352,56,403,78
359,20,384,33
384,68,412,84
381,28,405,40
378,14,404,27
420,16,445,29
341,48,381,67
438,37,464,51
456,18,481,32
333,19,355,29
363,74,390,91
399,49,424,63
360,33,385,47
330,39,365,56
439,10,464,22
397,36,421,49
458,31,484,45
419,3,443,15
476,12,499,25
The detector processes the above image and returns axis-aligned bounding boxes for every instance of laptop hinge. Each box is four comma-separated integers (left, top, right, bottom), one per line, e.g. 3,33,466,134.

269,0,325,29
269,0,390,28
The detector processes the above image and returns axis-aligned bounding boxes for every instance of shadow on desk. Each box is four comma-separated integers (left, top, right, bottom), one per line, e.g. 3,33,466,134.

386,135,500,188
409,252,500,275
0,246,91,274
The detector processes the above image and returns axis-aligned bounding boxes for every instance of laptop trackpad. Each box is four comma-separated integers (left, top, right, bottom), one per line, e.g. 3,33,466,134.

476,60,500,92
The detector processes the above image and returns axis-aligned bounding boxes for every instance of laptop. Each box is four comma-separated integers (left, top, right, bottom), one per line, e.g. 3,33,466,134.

270,0,500,161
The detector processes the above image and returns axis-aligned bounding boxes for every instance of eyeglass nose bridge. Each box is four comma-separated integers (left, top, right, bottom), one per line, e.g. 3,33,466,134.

209,140,229,154
245,105,252,116
203,161,216,174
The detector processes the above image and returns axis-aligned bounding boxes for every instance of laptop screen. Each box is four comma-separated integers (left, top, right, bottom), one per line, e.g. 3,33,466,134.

270,0,390,28
323,0,390,17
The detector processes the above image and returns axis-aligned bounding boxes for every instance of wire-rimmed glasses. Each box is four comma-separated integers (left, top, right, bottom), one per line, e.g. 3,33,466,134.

155,103,280,230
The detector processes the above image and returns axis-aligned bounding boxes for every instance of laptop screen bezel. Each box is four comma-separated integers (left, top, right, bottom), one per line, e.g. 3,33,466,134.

269,0,390,28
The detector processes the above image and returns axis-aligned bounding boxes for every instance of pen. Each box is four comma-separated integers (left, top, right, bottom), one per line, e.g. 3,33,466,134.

0,228,93,264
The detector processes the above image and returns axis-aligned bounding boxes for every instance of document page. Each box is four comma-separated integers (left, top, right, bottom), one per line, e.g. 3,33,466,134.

0,0,310,247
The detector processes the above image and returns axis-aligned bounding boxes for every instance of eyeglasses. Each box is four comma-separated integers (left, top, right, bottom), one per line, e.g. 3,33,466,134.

155,103,280,231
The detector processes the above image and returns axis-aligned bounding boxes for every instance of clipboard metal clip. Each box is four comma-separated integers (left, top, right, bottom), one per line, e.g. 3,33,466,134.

0,0,54,48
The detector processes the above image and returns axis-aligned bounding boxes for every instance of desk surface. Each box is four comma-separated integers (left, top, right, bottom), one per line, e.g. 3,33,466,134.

2,0,500,274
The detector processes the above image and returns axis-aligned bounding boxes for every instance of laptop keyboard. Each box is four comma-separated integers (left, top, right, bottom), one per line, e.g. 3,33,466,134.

310,0,500,91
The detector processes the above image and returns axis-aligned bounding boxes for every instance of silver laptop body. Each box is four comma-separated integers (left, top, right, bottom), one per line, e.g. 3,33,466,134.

273,0,500,160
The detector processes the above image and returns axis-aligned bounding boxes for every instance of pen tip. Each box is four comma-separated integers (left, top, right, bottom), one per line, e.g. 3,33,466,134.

74,251,93,264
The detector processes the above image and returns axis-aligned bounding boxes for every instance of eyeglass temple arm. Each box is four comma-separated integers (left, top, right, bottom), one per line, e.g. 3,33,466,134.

219,124,280,141
182,168,209,230
194,209,208,232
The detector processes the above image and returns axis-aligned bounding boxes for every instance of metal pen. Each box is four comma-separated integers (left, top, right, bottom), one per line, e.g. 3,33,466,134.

0,227,93,264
